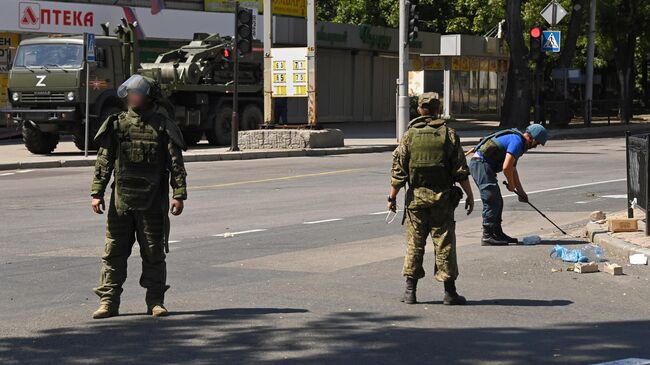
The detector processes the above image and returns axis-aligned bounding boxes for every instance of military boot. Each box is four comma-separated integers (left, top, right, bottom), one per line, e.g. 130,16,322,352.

92,303,119,319
401,277,418,304
443,280,467,305
481,226,509,246
495,225,518,244
148,304,169,317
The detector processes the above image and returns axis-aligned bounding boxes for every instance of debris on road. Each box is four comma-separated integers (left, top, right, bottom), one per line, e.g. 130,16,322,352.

604,262,624,275
629,253,649,265
608,218,639,233
590,210,607,223
574,262,599,273
551,244,604,263
551,268,562,273
522,235,542,245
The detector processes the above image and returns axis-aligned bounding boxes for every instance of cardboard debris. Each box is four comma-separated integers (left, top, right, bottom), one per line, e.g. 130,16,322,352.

629,254,648,265
574,262,599,273
608,218,639,233
604,263,623,275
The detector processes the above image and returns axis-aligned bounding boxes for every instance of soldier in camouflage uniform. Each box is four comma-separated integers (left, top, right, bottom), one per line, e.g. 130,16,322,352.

90,75,188,319
388,93,474,305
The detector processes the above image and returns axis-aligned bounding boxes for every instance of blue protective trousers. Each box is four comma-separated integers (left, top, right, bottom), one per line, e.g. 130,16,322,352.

469,159,503,228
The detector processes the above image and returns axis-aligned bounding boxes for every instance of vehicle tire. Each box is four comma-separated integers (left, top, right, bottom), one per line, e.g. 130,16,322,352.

182,130,203,146
73,106,122,151
206,106,233,146
240,103,263,130
23,126,59,155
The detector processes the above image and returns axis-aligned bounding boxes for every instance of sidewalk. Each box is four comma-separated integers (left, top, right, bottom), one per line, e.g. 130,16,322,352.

2,119,650,171
586,210,650,260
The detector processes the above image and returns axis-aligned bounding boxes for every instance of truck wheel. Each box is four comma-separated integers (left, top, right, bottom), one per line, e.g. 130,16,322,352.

206,106,233,146
73,106,122,151
23,126,59,155
182,130,203,146
241,104,263,130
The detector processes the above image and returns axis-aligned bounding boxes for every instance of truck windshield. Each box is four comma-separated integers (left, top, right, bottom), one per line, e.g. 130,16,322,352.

13,43,83,69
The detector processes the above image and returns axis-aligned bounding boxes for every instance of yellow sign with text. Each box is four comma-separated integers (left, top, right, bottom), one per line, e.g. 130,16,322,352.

204,0,306,17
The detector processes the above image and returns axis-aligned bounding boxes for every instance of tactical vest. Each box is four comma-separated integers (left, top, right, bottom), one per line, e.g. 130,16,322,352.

476,128,524,172
114,110,167,212
407,117,453,190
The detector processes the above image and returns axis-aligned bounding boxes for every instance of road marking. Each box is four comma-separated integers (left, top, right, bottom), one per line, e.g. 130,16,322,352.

193,168,363,190
15,169,34,174
168,240,180,243
0,173,15,177
303,218,343,225
213,229,267,237
602,194,627,199
474,178,626,202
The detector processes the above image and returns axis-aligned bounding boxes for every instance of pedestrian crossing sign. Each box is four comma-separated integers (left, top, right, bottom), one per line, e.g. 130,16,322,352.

542,30,561,53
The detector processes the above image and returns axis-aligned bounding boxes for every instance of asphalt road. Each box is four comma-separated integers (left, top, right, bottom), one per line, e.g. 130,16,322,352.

1,137,649,365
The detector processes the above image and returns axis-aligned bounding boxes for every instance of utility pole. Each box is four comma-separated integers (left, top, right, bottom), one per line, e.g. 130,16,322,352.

306,0,317,126
584,0,596,125
230,1,241,151
397,0,409,140
263,0,273,126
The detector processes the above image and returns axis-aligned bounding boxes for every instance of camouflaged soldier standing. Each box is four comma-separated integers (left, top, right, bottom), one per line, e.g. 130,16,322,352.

388,93,474,305
90,75,188,319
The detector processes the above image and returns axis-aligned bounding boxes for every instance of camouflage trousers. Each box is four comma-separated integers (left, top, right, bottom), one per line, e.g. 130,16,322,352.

402,205,458,282
93,195,169,308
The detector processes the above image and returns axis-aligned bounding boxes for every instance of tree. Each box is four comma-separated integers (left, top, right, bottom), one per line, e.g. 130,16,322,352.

558,0,587,69
501,0,532,128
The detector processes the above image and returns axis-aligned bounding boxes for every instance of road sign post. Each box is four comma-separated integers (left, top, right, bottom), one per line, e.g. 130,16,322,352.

397,0,409,140
84,32,95,158
542,30,561,53
540,0,567,27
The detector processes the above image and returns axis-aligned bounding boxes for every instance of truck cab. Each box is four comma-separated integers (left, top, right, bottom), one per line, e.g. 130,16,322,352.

7,35,126,154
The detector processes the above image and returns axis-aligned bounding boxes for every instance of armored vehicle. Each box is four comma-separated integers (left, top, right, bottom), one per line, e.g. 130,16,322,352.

6,23,263,154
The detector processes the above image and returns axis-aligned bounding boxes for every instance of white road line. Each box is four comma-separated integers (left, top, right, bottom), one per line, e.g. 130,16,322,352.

213,229,267,237
15,169,34,174
601,194,627,199
473,178,626,202
0,173,15,177
303,218,343,225
168,240,181,243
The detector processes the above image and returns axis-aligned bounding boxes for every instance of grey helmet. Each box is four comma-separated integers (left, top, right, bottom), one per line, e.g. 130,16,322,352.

117,74,162,100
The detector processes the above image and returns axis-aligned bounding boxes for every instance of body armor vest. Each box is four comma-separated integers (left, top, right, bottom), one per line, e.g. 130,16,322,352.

114,110,167,212
407,117,453,190
476,129,524,172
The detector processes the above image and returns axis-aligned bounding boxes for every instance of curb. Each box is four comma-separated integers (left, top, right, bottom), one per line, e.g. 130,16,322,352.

549,124,650,140
585,222,650,258
0,144,399,171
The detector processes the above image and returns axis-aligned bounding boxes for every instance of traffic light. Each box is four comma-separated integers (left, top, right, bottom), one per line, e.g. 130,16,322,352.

236,7,253,55
407,0,419,42
529,26,542,61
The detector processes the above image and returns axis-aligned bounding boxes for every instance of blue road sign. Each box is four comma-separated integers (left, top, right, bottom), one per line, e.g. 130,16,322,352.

542,30,561,53
85,33,96,62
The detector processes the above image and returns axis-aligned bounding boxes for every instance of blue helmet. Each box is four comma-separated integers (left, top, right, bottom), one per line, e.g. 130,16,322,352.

526,124,548,145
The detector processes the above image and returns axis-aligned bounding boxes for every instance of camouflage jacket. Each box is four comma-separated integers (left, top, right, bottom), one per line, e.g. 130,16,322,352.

90,106,188,206
391,116,469,208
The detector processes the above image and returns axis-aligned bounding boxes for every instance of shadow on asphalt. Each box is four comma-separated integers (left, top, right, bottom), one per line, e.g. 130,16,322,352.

2,308,649,364
419,299,573,307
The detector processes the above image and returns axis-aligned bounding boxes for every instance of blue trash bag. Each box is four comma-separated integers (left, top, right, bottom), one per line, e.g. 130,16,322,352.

550,244,589,263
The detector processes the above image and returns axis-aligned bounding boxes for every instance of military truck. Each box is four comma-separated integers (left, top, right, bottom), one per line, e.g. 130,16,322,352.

6,23,263,154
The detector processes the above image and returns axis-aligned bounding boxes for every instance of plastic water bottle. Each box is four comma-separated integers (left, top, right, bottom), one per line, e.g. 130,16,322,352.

581,244,605,262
